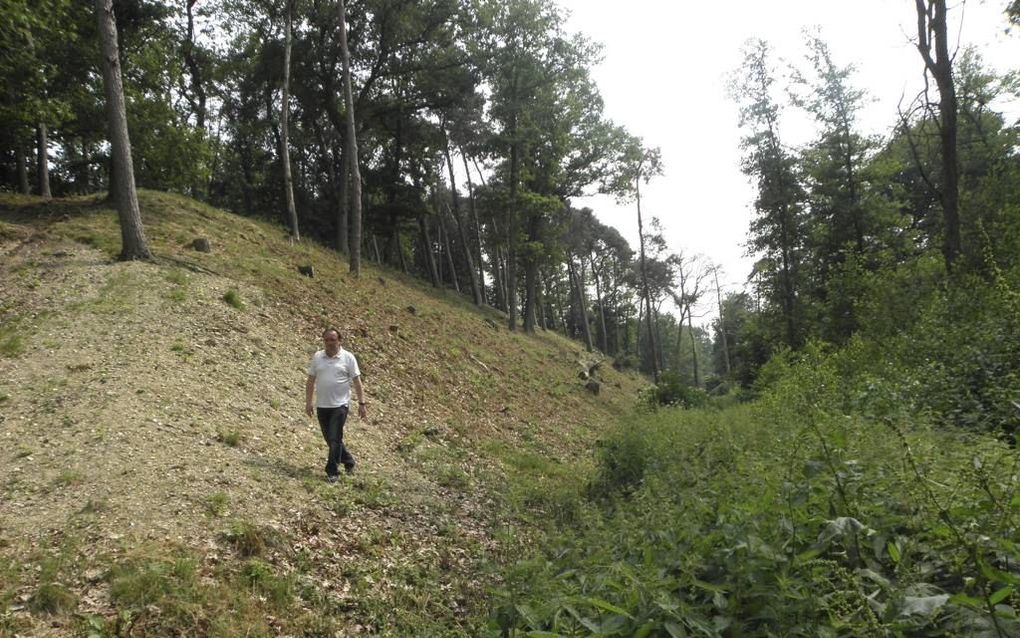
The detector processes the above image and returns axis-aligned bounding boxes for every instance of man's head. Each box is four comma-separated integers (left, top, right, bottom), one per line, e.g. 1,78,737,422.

322,328,341,356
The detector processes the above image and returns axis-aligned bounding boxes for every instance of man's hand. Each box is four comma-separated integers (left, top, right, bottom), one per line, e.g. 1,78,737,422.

305,402,314,418
358,403,368,419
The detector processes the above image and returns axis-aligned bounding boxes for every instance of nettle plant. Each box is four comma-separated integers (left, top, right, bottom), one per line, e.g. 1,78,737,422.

490,355,1020,636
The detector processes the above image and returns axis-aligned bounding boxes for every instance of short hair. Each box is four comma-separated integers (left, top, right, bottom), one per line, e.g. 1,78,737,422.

322,327,341,340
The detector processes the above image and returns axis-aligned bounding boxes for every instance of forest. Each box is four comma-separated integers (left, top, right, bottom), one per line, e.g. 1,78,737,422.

3,0,1020,634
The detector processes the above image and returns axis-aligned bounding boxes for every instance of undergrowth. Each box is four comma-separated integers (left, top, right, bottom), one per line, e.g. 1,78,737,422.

490,315,1020,636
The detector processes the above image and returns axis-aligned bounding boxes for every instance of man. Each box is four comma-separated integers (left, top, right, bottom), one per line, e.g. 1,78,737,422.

305,327,368,482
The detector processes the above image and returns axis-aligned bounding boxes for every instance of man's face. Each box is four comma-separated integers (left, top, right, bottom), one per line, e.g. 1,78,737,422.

323,331,340,355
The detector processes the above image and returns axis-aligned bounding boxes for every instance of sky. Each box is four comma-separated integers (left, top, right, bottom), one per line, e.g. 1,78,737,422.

556,0,1018,325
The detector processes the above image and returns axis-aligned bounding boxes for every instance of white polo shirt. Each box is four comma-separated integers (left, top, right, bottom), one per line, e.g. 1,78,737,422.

307,348,361,408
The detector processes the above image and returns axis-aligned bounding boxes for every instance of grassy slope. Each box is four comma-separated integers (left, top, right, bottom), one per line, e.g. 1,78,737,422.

0,191,645,637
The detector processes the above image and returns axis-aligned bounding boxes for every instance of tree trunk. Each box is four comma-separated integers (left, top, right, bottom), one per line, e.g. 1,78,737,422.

338,0,362,275
96,0,151,261
507,136,519,330
337,138,349,252
280,0,300,240
568,257,594,352
714,268,732,378
439,210,460,292
590,253,609,352
419,213,440,287
635,166,659,382
915,0,961,271
36,123,51,198
16,141,29,194
688,312,699,387
444,136,482,305
394,228,408,273
461,150,486,302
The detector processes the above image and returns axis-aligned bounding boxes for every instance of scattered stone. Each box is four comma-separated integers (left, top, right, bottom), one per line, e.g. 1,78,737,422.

297,265,314,278
406,305,417,315
388,325,399,333
191,238,211,252
585,380,601,395
378,277,386,285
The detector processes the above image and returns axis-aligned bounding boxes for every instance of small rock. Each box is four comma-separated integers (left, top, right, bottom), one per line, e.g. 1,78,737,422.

191,238,211,252
297,265,314,278
585,380,601,395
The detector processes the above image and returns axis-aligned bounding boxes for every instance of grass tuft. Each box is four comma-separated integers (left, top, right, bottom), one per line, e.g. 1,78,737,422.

29,582,77,615
222,288,244,309
0,325,25,357
216,430,242,447
223,521,278,558
205,492,229,517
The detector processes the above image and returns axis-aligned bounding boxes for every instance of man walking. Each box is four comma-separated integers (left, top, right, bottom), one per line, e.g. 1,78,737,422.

305,327,368,482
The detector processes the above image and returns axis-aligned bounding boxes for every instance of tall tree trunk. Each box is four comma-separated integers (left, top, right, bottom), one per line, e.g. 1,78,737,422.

635,166,659,382
36,123,51,198
419,213,440,287
589,254,609,352
915,0,961,271
338,0,362,275
183,0,207,131
394,228,408,273
568,257,594,352
714,269,732,378
507,135,519,330
522,210,542,333
523,261,538,332
280,0,300,240
688,312,699,387
461,150,486,302
16,141,29,194
444,136,482,305
96,0,151,261
439,210,460,292
337,137,349,252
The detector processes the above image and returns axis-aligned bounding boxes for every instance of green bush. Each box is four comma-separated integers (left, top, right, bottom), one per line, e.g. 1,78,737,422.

643,371,710,409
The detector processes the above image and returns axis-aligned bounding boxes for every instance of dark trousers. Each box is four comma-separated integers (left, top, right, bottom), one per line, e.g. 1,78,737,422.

316,406,355,476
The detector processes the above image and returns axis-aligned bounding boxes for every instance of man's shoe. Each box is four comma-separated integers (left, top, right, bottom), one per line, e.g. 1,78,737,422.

326,474,339,484
344,464,355,475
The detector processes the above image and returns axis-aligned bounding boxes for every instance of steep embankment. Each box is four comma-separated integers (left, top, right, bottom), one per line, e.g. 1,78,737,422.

0,192,644,637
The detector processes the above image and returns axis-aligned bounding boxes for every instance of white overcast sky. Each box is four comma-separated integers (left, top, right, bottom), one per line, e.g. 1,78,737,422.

556,0,1017,324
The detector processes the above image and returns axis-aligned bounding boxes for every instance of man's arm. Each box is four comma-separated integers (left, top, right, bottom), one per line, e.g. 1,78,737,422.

353,376,367,418
305,375,316,417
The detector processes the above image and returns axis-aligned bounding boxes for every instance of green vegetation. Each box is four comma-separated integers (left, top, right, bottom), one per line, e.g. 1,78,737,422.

216,430,242,447
0,321,26,358
205,492,229,517
491,350,1020,635
221,288,244,310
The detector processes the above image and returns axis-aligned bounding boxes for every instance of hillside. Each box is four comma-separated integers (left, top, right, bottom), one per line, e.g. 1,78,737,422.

0,192,646,637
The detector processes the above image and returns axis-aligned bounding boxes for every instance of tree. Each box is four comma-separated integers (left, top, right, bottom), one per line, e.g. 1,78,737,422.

790,32,879,342
732,39,806,348
95,0,152,261
605,138,663,381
